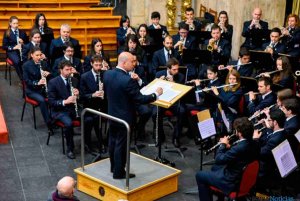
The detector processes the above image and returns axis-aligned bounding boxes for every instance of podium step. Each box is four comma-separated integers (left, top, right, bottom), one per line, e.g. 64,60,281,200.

74,152,181,201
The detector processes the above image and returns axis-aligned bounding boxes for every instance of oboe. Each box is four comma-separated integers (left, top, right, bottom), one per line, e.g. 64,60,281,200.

38,62,48,97
68,77,79,118
204,133,236,155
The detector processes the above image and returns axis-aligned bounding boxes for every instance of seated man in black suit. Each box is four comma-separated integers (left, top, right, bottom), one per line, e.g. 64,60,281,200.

254,109,286,188
241,7,269,50
219,47,254,78
22,29,48,63
48,60,79,159
178,7,202,31
80,55,108,154
103,52,163,179
195,117,259,201
152,58,185,148
148,11,169,38
205,24,231,65
247,77,277,115
49,24,81,64
52,42,82,78
262,27,286,55
281,98,300,136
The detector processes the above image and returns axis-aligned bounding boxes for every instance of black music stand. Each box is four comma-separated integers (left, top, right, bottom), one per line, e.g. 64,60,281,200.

250,50,275,72
240,76,258,93
188,31,211,48
272,83,284,93
148,29,164,48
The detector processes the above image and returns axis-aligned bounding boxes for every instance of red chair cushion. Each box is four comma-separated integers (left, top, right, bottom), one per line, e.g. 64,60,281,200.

6,58,14,66
25,97,39,106
164,110,173,117
190,110,199,116
55,120,80,128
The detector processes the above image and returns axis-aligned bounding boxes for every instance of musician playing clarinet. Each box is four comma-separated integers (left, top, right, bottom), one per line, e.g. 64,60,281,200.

23,46,52,128
48,60,79,159
195,117,259,201
80,55,108,154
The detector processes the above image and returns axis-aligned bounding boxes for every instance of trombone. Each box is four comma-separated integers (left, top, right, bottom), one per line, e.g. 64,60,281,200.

219,62,252,70
195,83,237,93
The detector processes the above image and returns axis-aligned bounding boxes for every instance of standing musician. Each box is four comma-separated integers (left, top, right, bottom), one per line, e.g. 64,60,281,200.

241,7,269,50
218,11,234,44
103,52,163,179
22,29,48,63
253,109,286,189
148,11,169,37
281,14,300,57
2,16,29,80
22,46,52,127
178,7,202,32
80,55,108,154
205,24,231,66
152,58,185,148
83,38,110,73
48,60,79,159
247,77,277,116
52,42,82,78
262,27,286,55
195,117,259,201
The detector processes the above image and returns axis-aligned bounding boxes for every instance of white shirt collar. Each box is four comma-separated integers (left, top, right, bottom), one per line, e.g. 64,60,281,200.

262,91,272,100
286,115,296,122
116,66,128,74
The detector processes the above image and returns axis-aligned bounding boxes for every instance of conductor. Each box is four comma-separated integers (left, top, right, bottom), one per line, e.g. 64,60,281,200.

103,52,163,179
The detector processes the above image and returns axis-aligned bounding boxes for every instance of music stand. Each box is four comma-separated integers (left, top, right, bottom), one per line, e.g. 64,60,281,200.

189,31,211,48
240,76,258,93
250,50,275,72
148,29,163,48
271,83,284,93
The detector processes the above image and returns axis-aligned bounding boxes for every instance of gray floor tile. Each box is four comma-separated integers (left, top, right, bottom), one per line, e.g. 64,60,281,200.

19,163,50,179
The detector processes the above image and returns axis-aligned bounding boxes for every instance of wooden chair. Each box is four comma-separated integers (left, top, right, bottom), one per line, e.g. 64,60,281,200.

208,8,218,23
199,4,207,18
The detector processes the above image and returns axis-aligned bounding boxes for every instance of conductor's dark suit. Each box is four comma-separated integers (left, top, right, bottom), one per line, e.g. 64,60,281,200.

196,139,259,200
103,67,156,178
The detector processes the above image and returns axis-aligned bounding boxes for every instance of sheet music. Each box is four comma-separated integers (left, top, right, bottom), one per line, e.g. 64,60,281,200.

272,140,297,178
220,110,230,132
140,81,173,95
197,118,216,139
295,129,300,142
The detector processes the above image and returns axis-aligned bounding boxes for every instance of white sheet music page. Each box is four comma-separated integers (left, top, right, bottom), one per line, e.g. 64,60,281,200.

220,110,230,132
197,118,216,139
158,88,181,102
140,80,173,95
294,129,300,142
272,139,297,178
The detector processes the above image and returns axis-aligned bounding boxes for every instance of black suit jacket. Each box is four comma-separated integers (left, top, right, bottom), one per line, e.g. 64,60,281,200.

261,42,286,54
247,92,277,115
52,56,82,77
229,60,254,77
2,29,28,52
22,42,48,63
151,48,178,75
282,27,300,57
103,68,156,125
49,37,81,61
204,38,231,65
82,53,111,73
178,20,202,31
241,20,269,49
148,24,169,35
284,115,300,136
155,70,185,84
172,34,196,50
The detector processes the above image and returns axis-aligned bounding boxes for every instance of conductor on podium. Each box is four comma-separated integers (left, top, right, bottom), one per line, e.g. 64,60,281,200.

103,52,163,179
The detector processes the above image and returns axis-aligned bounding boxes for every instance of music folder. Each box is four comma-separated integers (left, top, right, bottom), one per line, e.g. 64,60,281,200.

240,76,258,93
148,29,163,47
249,50,275,72
182,49,212,65
196,109,216,140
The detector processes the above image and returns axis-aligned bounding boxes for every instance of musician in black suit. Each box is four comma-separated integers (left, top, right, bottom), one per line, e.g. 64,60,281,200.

254,109,286,187
151,35,178,77
262,27,286,55
52,42,82,78
218,11,234,44
281,98,300,136
148,11,169,37
196,117,259,201
32,13,54,54
178,7,202,31
116,15,136,54
80,55,108,154
241,8,269,50
152,58,185,148
281,14,300,57
2,16,29,80
48,60,79,159
22,46,52,126
103,52,163,179
22,29,48,63
49,24,81,64
247,77,277,115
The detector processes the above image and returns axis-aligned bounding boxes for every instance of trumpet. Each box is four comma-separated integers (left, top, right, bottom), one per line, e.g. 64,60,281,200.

178,38,184,56
295,70,300,76
219,62,252,70
207,40,215,52
102,59,110,70
38,62,48,97
265,41,275,52
204,133,236,155
139,37,146,46
248,104,276,121
68,77,79,118
195,83,237,93
255,69,283,78
189,23,195,31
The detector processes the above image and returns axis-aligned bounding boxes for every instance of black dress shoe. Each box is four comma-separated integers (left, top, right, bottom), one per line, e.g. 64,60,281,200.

66,151,75,159
84,144,97,156
173,139,181,148
113,173,136,179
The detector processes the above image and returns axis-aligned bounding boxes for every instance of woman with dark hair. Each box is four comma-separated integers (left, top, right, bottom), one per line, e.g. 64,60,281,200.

136,24,153,46
32,13,54,52
83,38,110,73
123,34,147,67
2,16,28,80
116,15,135,54
217,11,233,43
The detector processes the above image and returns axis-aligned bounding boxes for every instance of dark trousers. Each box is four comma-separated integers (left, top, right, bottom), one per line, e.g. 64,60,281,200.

195,171,214,201
109,125,128,177
53,111,75,152
135,104,152,137
26,91,50,124
84,114,101,147
7,51,23,80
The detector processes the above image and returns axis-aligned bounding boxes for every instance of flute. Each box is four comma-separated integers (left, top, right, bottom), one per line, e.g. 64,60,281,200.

185,78,210,84
195,83,237,93
219,62,252,70
204,133,236,155
248,104,276,121
255,69,283,78
68,77,79,118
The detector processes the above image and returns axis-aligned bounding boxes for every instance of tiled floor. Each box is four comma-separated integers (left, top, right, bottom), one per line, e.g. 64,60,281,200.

0,72,216,201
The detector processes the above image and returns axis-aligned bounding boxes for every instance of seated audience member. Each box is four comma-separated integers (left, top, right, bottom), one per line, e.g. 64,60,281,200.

178,7,202,31
195,117,259,201
116,15,135,54
47,176,79,201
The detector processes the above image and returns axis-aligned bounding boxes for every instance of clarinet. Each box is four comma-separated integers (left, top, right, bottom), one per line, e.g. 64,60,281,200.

38,62,48,97
97,73,104,100
68,77,79,118
16,32,22,62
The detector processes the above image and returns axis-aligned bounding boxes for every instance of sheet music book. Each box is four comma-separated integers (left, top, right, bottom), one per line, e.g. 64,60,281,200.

272,139,298,178
218,104,230,132
295,129,300,142
197,118,216,139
